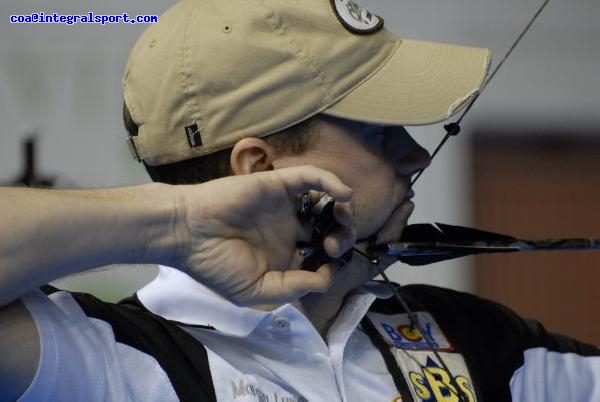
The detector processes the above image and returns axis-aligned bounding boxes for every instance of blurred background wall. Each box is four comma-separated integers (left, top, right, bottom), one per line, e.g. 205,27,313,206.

1,1,599,340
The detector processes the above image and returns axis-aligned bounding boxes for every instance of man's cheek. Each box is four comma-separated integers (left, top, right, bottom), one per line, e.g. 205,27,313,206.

355,203,387,236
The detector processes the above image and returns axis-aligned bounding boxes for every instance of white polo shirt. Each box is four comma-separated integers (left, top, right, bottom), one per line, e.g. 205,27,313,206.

138,266,400,401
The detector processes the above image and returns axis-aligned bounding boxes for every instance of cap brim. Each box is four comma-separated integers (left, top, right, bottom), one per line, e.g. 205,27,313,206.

323,38,491,126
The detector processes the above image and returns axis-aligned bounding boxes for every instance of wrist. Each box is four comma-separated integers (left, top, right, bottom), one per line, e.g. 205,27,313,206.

132,182,186,267
161,181,214,271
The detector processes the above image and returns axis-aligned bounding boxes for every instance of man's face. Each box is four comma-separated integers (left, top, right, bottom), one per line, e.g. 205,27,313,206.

275,115,431,243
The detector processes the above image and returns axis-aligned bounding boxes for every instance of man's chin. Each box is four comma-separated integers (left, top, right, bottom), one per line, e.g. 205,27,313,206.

365,200,415,245
349,200,415,274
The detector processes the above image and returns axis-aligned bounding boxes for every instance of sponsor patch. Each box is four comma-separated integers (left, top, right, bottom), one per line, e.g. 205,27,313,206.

367,312,452,351
330,0,384,34
393,350,477,401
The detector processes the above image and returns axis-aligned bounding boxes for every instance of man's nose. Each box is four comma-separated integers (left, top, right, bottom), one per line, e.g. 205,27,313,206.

394,141,432,178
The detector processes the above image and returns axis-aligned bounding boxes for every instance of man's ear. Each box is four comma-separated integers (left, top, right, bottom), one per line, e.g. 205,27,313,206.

230,138,277,174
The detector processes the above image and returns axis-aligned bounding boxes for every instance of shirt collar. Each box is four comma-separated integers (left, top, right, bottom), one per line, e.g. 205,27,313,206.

137,265,392,338
138,266,270,337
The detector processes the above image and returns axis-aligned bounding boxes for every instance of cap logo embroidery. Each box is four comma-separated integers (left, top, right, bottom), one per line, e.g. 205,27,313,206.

184,122,202,148
330,0,384,34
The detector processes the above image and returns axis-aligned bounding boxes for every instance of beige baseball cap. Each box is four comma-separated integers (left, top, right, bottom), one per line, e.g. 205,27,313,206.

123,0,490,166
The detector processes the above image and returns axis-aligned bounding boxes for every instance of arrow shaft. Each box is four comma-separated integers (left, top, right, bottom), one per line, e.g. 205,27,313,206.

377,238,600,256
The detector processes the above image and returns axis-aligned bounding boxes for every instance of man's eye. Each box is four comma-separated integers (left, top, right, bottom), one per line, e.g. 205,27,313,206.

369,127,385,146
361,126,386,150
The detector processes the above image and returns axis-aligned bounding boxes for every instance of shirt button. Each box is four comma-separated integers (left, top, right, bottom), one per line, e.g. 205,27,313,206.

272,316,291,332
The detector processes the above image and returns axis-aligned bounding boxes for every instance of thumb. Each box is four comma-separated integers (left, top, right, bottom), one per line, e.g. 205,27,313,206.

236,264,337,306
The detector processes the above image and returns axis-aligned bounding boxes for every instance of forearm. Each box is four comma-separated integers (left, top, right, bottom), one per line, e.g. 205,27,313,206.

0,183,181,305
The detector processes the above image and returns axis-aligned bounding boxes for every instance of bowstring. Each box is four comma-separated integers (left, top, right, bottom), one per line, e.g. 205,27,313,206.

411,0,551,188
